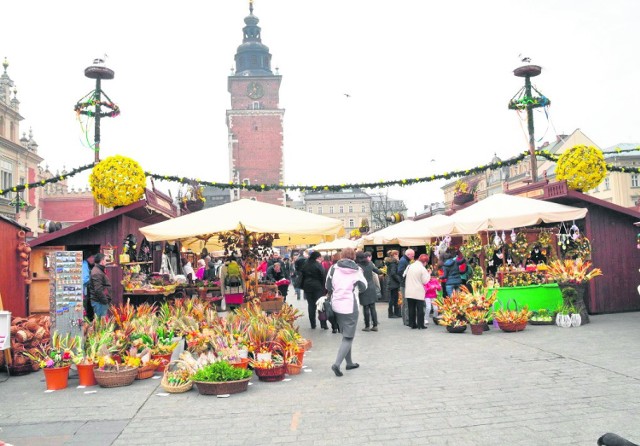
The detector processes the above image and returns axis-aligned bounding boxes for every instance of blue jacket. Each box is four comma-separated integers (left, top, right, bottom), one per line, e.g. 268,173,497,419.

442,257,462,286
397,255,411,285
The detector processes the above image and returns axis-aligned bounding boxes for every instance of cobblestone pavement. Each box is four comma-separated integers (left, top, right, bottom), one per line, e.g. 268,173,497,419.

1,291,639,446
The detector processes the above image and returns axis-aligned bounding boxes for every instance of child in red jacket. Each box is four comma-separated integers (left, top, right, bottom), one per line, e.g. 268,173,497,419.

424,270,442,325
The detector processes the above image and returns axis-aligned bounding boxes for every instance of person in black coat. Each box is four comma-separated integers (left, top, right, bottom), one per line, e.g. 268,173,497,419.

385,250,402,318
301,251,327,329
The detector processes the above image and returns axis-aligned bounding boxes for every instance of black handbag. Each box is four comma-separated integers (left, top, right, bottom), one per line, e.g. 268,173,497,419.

323,297,334,320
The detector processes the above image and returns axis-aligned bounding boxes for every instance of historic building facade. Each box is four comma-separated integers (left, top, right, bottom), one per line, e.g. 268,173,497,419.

226,4,285,206
300,189,372,235
0,58,44,230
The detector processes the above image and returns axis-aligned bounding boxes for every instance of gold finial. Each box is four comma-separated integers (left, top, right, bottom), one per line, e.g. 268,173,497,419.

249,0,254,14
2,57,8,72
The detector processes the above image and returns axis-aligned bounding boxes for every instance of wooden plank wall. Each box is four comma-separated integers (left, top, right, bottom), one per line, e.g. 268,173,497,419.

586,205,640,313
0,220,26,317
30,215,161,310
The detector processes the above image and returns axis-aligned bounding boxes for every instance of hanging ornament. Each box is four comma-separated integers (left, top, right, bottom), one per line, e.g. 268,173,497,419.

493,232,502,248
501,231,507,243
570,223,580,241
510,230,517,244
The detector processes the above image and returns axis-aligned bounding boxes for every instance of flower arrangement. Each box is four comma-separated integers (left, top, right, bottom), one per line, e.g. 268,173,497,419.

24,332,80,369
508,232,529,263
547,258,602,284
493,307,532,325
435,292,470,327
89,155,146,208
453,179,477,195
460,235,483,258
556,145,607,192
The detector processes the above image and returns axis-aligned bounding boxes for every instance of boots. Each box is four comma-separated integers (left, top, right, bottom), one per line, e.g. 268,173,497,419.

394,304,401,318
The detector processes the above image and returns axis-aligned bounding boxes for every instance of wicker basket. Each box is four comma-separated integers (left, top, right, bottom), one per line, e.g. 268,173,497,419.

285,363,302,375
136,364,156,380
497,321,527,332
193,378,251,395
8,360,34,376
94,366,138,388
161,374,193,393
254,364,286,382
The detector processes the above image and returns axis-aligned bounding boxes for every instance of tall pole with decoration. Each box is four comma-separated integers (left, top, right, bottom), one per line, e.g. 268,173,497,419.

508,60,550,183
74,57,118,216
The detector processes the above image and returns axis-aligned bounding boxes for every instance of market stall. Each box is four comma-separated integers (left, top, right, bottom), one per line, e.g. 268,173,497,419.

140,199,345,310
28,189,178,312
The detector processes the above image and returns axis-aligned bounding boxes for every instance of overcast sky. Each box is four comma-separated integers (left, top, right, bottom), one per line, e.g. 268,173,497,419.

4,0,639,215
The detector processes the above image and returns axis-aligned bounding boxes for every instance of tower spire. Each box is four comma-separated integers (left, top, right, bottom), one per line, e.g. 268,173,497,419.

249,0,254,15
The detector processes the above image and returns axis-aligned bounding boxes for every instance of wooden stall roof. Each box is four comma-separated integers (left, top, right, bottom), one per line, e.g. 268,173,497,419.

30,190,177,247
0,214,30,231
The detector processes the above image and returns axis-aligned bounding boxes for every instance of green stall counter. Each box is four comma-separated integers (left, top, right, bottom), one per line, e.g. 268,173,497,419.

487,283,563,312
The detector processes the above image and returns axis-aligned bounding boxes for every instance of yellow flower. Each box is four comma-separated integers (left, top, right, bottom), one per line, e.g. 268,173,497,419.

556,145,607,191
89,155,146,208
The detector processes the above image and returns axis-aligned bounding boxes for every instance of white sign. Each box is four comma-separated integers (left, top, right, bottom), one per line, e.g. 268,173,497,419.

0,311,10,350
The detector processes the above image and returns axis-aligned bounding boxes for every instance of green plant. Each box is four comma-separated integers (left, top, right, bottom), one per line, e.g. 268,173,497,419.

24,332,81,369
191,361,252,382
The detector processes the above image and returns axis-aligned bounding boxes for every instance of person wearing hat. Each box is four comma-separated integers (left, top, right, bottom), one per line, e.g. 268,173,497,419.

404,254,431,329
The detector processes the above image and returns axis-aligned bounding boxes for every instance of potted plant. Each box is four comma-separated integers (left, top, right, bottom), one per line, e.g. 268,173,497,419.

547,258,602,324
191,360,252,395
453,180,477,205
465,308,489,335
23,332,80,390
74,327,115,387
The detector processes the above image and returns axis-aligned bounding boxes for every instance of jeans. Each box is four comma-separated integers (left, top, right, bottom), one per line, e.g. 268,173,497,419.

294,287,302,300
91,301,110,318
362,303,378,328
446,284,460,297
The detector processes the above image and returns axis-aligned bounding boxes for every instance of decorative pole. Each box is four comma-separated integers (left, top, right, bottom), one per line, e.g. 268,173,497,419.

508,61,550,183
75,57,118,216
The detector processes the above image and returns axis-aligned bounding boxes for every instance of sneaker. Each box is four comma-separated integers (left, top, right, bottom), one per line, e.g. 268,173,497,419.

371,326,378,332
362,327,371,332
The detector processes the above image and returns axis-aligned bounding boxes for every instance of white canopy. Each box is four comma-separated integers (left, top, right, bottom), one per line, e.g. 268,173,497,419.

139,199,345,250
450,193,588,234
394,214,456,242
362,220,425,246
311,238,360,252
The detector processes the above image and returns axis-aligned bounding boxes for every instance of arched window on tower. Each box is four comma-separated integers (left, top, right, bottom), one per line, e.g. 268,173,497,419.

250,55,258,67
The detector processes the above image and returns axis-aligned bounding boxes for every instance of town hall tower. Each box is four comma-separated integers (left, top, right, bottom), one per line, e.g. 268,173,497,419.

226,2,285,205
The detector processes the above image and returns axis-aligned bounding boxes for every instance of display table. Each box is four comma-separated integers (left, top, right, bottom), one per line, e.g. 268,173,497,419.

488,283,563,312
123,286,222,307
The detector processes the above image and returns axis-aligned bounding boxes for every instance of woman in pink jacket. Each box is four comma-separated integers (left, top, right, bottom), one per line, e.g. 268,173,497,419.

325,247,367,377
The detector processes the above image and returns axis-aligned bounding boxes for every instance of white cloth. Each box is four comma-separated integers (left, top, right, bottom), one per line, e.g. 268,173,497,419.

404,261,431,301
316,295,327,312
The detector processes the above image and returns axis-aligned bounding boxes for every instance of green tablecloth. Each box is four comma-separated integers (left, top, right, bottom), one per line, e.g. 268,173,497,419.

488,284,563,312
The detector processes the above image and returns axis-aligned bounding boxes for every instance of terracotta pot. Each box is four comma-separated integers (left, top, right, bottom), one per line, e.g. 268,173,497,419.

43,365,71,390
19,252,29,260
24,279,32,285
470,324,484,335
152,353,172,372
76,363,97,387
21,260,29,267
24,246,31,254
17,242,27,252
17,230,26,239
295,349,305,365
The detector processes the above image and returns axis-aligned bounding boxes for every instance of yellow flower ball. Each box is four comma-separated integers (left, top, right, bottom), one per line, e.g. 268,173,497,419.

89,155,146,208
556,145,607,191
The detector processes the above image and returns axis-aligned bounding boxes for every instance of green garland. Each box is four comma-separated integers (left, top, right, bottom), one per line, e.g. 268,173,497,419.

2,148,639,196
